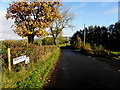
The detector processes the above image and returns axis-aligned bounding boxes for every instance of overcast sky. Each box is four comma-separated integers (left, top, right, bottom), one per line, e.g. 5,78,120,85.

0,0,119,40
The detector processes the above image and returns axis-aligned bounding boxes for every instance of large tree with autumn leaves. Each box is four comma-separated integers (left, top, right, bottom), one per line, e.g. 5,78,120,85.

6,1,62,43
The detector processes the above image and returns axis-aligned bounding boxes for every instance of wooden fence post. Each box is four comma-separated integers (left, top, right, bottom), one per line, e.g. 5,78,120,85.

8,48,11,71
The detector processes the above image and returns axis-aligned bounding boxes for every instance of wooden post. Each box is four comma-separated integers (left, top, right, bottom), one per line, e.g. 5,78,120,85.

25,37,28,43
8,48,11,71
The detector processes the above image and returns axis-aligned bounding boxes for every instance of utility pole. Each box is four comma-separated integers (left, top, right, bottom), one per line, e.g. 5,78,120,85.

118,1,120,21
84,24,86,46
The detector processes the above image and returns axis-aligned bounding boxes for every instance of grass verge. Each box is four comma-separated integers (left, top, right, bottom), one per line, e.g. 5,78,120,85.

111,51,120,55
2,50,61,88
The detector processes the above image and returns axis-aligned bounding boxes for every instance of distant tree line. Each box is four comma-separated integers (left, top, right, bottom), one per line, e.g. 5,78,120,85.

71,21,120,51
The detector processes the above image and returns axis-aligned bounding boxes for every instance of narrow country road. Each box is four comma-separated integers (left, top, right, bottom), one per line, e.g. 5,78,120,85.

46,49,120,88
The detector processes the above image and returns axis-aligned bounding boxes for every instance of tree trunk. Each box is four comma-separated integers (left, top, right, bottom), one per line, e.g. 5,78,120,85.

53,37,57,45
28,34,35,44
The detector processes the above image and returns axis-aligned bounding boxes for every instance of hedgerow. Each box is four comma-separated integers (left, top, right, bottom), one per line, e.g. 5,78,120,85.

1,40,60,88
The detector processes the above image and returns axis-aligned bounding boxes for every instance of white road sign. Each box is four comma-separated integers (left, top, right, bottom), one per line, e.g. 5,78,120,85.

13,55,27,65
25,57,29,64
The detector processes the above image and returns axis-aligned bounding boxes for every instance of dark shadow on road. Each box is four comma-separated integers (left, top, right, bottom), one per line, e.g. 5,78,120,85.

60,45,73,49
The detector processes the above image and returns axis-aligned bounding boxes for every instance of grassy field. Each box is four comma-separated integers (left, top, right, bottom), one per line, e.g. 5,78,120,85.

2,50,61,88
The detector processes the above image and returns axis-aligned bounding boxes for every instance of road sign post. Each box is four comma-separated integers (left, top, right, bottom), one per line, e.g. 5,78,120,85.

8,48,11,71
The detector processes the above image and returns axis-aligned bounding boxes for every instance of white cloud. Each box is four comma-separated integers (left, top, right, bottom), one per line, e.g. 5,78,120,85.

104,7,118,14
73,3,87,9
100,2,108,6
0,11,23,40
78,3,87,8
69,3,86,15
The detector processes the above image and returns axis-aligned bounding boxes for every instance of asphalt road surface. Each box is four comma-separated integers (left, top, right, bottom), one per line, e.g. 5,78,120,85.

46,49,120,88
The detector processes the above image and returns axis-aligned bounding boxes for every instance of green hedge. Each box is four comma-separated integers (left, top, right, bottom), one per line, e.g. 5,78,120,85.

1,40,60,88
1,40,59,69
42,37,54,45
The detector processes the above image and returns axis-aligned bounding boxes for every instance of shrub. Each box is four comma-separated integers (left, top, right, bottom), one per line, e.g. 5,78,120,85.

33,39,42,46
71,37,82,49
118,56,120,60
80,45,94,55
42,37,54,45
80,44,111,57
56,36,66,44
84,43,91,49
94,45,104,51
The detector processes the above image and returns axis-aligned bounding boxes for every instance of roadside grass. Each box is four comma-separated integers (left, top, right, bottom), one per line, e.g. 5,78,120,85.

58,43,70,48
73,44,120,60
111,51,120,60
2,50,61,88
74,49,81,52
111,51,120,55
